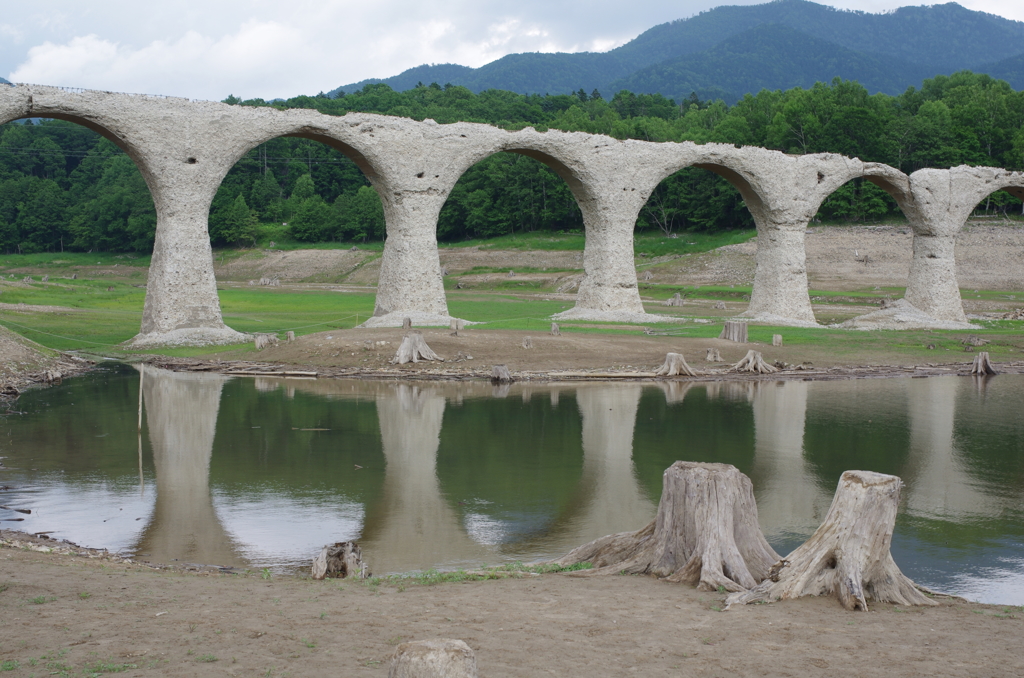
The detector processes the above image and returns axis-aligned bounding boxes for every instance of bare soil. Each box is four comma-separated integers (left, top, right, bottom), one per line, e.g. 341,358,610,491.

0,538,1021,678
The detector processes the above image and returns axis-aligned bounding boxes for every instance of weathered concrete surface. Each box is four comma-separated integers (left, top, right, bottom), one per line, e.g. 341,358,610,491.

4,84,1022,337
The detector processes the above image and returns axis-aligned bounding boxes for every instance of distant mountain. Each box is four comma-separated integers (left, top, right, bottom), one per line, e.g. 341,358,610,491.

0,77,11,85
329,0,1024,101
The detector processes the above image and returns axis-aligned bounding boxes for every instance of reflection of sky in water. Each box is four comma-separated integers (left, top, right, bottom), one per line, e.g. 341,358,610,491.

1,475,153,553
211,490,363,571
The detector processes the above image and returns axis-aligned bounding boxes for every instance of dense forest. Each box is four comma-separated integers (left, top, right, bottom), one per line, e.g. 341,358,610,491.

1,70,1022,254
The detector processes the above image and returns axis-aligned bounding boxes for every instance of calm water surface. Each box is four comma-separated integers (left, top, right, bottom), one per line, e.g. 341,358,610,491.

1,366,1022,604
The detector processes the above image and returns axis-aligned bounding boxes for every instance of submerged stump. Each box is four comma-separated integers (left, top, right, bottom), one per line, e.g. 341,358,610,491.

727,470,938,611
392,331,442,364
311,541,369,580
491,365,513,384
551,461,779,592
970,351,997,376
654,352,698,377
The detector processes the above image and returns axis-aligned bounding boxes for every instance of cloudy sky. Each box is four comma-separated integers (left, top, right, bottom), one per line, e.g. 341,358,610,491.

2,0,1022,101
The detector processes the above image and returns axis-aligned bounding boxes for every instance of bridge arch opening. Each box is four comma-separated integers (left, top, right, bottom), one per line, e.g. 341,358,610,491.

209,132,387,250
0,116,157,256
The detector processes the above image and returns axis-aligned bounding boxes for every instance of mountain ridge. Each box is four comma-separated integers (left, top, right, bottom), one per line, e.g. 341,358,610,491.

329,0,1024,101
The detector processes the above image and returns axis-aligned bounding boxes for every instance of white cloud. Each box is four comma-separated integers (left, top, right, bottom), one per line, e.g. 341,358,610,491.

3,0,1022,101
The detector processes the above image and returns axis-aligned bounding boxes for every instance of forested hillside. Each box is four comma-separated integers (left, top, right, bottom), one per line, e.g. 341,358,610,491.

332,0,1024,102
1,70,1022,255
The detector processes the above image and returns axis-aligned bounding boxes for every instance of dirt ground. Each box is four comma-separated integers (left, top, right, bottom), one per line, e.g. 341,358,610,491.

0,539,1021,678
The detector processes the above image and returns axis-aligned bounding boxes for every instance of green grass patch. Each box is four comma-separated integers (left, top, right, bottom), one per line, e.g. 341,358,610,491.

0,252,150,271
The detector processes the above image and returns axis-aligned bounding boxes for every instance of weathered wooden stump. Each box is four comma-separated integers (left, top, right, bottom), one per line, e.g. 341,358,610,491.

392,331,442,364
705,348,723,362
719,321,748,343
402,317,413,330
654,352,698,377
970,351,997,376
664,292,685,307
733,350,777,374
254,333,279,350
522,336,533,349
772,334,783,347
285,331,296,342
389,639,478,678
311,542,369,580
41,275,48,282
713,300,726,310
550,323,560,336
641,270,654,281
449,318,465,336
727,470,938,611
491,365,513,384
551,462,779,592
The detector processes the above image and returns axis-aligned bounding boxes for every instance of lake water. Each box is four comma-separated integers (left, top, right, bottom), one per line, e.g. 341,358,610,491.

1,366,1022,605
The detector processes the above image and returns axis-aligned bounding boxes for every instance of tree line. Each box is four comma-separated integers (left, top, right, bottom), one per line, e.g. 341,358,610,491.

1,70,1021,254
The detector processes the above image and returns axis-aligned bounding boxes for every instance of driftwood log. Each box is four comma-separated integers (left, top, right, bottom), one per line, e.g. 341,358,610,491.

705,348,723,362
392,331,442,364
719,321,748,343
728,470,937,611
772,334,783,347
970,351,997,376
491,365,513,384
550,323,560,336
654,352,698,377
733,350,777,374
389,639,478,678
311,542,369,580
550,462,780,592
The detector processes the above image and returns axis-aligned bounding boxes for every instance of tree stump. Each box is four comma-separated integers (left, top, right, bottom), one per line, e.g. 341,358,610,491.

970,351,997,376
654,352,698,377
285,331,296,342
727,470,937,611
491,365,513,384
713,301,726,310
641,270,654,281
550,323,560,336
254,333,279,350
311,541,369,580
402,317,412,330
522,336,533,349
71,273,77,280
733,350,777,374
392,331,442,364
41,275,48,282
772,334,783,347
550,462,779,592
664,293,684,307
389,639,478,678
705,348,723,362
449,318,464,336
719,321,748,343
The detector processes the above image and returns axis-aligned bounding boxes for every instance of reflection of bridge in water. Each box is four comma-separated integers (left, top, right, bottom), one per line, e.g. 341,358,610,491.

135,367,246,568
131,373,1020,572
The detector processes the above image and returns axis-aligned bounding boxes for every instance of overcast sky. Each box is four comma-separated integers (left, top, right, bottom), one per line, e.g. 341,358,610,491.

3,0,1022,101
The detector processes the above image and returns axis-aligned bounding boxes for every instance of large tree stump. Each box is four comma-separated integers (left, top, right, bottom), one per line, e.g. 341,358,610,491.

719,321,748,343
970,351,997,376
491,365,513,384
311,542,369,580
732,350,777,374
392,331,442,364
654,352,698,377
727,470,938,611
389,639,478,678
254,333,279,350
551,462,779,592
772,334,783,347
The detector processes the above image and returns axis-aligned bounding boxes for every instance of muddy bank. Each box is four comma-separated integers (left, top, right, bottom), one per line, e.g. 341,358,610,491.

0,538,1020,677
0,326,93,401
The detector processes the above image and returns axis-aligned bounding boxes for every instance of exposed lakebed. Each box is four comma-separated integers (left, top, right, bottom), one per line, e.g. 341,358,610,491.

1,366,1022,604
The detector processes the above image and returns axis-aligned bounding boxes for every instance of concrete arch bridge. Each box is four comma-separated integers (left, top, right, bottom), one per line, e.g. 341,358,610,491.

2,84,1022,345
